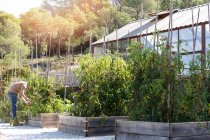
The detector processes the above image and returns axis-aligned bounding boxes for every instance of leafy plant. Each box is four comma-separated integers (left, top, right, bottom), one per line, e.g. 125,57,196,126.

71,53,130,117
25,73,66,116
128,41,209,122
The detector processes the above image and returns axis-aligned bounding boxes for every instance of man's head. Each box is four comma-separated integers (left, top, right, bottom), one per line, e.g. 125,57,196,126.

19,81,27,89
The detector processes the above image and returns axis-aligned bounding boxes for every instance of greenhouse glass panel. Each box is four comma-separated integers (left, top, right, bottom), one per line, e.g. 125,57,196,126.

179,26,201,53
181,53,201,75
206,24,210,54
107,42,111,50
160,31,178,43
159,31,178,52
141,35,154,48
109,42,117,53
181,53,201,68
94,44,104,57
119,40,128,53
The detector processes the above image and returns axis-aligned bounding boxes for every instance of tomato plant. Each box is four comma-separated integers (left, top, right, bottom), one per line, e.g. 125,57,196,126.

71,53,130,117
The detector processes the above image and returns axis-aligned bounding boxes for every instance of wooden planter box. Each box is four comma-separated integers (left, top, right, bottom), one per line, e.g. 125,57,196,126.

26,113,59,128
116,120,210,140
58,115,128,136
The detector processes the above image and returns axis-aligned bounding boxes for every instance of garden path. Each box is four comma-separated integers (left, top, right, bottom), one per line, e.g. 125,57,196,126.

0,123,114,140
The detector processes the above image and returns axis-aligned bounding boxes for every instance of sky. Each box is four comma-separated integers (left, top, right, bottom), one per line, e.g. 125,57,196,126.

0,0,44,17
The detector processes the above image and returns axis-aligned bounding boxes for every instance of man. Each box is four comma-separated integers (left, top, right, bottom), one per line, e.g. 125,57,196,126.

7,81,32,126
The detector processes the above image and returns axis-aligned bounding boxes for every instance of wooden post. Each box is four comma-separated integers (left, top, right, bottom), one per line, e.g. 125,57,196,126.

139,3,144,43
167,1,174,139
18,46,21,80
201,23,206,75
208,3,210,33
85,118,88,137
89,25,92,54
47,33,52,80
178,29,180,53
35,34,38,73
116,25,119,52
58,33,61,57
153,0,159,50
145,28,148,48
30,41,33,71
14,50,16,79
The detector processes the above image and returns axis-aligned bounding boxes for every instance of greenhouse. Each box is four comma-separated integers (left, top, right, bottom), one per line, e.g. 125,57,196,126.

93,3,210,74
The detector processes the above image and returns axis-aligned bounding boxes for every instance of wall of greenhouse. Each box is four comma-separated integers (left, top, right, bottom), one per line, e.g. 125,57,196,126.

94,23,210,75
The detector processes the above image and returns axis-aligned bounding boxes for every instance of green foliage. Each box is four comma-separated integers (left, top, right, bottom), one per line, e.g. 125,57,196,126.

0,67,33,122
24,73,66,116
128,42,209,122
0,11,29,57
0,68,66,121
55,86,73,101
121,0,156,20
1,67,32,82
70,53,130,117
0,98,10,122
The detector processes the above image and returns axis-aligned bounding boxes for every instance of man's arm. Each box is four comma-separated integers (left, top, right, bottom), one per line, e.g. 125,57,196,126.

19,87,31,104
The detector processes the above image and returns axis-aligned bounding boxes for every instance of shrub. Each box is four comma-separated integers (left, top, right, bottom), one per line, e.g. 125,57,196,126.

70,53,130,117
25,73,66,116
128,42,209,122
0,68,66,121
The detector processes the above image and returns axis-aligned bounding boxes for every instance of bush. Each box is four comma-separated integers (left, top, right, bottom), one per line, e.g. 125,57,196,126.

70,53,130,117
128,42,209,122
0,68,67,121
0,67,33,122
25,73,66,116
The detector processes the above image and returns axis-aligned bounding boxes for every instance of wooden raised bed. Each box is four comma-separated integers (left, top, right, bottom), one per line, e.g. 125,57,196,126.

116,119,210,140
58,115,128,136
26,113,59,128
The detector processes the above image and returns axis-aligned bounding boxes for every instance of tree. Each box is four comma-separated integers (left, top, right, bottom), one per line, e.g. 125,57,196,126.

160,0,208,10
20,9,54,57
42,0,132,54
0,11,29,58
53,15,73,57
121,0,157,20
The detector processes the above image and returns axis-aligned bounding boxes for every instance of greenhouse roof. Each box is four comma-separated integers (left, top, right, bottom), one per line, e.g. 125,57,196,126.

92,3,210,46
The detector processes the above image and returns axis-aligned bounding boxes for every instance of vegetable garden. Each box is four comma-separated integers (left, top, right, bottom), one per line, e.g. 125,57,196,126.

1,0,210,139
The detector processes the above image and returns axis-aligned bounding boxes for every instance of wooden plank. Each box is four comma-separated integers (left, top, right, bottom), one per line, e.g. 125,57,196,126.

28,115,41,121
87,127,115,136
171,122,210,137
58,116,128,137
88,119,115,127
59,115,86,127
116,120,170,137
116,133,127,140
172,135,210,140
65,125,86,136
116,121,210,139
59,124,69,133
87,116,128,120
42,120,58,128
65,125,85,132
58,124,66,130
137,135,168,140
88,126,115,132
87,116,128,128
27,120,41,127
58,115,64,124
41,113,59,121
116,132,168,140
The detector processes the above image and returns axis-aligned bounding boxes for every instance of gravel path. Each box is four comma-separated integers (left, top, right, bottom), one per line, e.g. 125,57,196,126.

0,123,115,140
